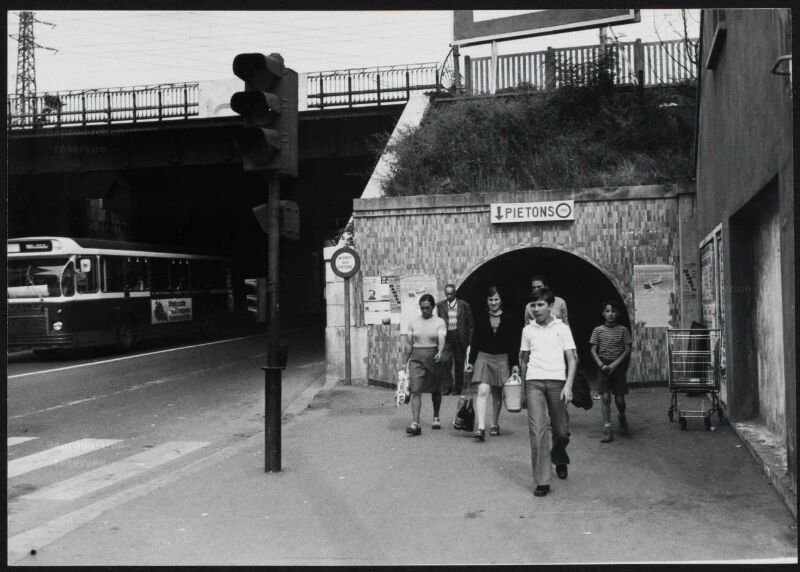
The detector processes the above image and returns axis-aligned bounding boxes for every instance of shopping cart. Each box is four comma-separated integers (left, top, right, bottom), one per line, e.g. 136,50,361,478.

666,327,724,430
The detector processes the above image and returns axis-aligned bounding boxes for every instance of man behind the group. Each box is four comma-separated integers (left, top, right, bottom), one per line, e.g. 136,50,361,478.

436,283,474,395
519,287,577,497
523,275,569,326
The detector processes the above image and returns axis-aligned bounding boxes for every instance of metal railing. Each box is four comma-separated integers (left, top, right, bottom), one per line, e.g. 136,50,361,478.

7,82,199,130
7,39,697,130
305,62,442,109
466,38,698,94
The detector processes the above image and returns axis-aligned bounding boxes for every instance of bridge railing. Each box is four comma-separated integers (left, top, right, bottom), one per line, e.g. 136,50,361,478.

305,62,442,109
7,82,199,130
7,39,697,130
466,38,698,94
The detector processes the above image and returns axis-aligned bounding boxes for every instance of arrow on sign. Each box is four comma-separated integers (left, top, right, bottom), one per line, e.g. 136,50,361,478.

495,206,504,220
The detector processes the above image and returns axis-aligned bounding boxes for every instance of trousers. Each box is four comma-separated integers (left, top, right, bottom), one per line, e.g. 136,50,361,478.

443,330,467,392
525,379,570,487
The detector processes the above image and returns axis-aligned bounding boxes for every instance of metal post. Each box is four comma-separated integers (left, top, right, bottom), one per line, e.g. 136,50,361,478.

490,40,498,94
264,173,282,472
319,74,325,110
453,44,462,94
343,275,351,384
464,55,472,95
376,74,381,106
132,91,137,123
107,91,112,125
348,75,353,108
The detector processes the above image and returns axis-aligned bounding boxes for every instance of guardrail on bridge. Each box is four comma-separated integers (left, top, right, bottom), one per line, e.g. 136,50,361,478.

7,39,697,130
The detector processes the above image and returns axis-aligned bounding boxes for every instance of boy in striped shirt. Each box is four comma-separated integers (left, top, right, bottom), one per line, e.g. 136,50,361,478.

589,299,632,443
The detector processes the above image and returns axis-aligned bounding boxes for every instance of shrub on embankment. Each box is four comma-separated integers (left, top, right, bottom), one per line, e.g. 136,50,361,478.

378,79,696,197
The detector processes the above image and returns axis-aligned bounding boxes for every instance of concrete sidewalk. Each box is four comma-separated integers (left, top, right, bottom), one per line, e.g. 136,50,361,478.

15,381,798,566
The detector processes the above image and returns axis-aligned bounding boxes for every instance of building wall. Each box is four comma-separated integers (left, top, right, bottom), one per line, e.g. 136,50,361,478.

342,185,694,386
752,205,786,436
695,8,795,489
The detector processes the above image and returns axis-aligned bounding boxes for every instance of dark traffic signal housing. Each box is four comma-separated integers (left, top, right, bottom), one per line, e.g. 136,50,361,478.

231,53,298,177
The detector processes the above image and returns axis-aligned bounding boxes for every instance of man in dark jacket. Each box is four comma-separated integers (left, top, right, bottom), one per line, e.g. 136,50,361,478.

436,283,474,395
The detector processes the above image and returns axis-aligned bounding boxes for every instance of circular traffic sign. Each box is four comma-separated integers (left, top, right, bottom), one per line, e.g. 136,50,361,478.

555,202,573,219
330,246,361,279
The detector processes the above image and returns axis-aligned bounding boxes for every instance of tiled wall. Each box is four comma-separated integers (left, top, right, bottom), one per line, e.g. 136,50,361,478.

352,185,691,385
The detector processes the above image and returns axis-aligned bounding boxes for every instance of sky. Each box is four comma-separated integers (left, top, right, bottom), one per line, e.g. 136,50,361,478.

7,9,700,94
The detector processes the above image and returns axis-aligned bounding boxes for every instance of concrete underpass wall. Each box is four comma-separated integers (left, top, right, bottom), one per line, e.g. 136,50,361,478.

346,184,695,386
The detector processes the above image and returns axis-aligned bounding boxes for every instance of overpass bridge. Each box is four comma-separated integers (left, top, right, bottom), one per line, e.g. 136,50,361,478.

7,39,696,323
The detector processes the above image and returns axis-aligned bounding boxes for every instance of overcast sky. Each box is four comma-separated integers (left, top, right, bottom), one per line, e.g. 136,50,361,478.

7,9,700,93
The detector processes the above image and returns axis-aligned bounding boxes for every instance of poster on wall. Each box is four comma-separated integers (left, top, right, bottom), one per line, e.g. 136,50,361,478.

716,233,727,394
632,265,674,327
363,275,398,325
700,241,717,329
151,297,192,324
399,275,438,334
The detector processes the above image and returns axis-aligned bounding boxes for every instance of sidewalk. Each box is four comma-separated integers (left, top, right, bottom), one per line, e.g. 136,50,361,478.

14,381,798,566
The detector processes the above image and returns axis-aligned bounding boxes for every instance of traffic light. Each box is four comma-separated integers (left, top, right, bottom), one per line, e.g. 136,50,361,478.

231,52,298,177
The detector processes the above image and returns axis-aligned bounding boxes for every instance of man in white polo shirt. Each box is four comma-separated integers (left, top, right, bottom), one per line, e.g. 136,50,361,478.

518,287,577,498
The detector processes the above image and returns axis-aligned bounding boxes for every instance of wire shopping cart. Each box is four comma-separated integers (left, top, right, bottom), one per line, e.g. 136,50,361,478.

666,327,724,430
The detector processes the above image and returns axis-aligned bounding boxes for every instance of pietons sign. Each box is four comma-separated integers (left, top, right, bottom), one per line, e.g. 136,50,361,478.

490,200,575,224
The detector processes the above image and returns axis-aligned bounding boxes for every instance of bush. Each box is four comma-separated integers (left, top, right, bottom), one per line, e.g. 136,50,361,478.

378,60,695,196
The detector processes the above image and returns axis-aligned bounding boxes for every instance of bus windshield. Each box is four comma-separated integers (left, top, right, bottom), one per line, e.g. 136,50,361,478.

7,257,71,298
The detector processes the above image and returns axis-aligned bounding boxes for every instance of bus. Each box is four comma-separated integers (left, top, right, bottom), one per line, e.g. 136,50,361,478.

7,237,234,357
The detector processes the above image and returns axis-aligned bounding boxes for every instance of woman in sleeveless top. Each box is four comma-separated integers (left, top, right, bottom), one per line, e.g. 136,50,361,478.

405,293,447,436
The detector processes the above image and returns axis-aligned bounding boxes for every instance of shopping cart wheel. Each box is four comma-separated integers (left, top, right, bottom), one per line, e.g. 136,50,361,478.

704,417,712,431
679,417,687,430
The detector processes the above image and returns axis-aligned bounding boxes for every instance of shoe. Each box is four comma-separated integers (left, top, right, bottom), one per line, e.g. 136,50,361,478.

441,388,453,396
618,414,628,434
432,418,441,430
489,426,500,436
474,429,485,441
601,429,613,443
556,464,568,479
406,423,421,436
534,485,550,497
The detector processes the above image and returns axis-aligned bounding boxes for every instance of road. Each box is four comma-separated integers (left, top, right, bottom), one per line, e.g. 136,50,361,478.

7,327,325,561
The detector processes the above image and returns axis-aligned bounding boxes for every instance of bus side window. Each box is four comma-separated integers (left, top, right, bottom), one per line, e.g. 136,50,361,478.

171,259,189,292
151,258,169,292
76,256,98,294
103,256,125,292
125,257,149,291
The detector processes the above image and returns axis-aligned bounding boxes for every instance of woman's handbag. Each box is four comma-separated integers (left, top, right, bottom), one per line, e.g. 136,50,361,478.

453,397,475,431
502,372,523,412
395,364,410,407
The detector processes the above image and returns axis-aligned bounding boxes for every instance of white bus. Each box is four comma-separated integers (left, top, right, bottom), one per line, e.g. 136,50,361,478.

7,237,233,357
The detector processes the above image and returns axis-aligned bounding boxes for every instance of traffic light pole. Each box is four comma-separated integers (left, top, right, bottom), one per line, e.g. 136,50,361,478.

264,172,282,472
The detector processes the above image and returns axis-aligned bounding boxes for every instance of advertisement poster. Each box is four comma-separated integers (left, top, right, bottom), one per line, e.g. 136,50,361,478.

632,265,674,327
363,275,399,325
151,298,193,324
700,242,717,329
399,275,438,333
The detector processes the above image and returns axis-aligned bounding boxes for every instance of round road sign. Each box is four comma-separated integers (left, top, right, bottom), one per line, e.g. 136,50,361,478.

330,246,361,279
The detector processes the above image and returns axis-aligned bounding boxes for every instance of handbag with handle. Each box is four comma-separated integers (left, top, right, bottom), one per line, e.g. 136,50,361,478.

395,363,411,407
453,351,475,430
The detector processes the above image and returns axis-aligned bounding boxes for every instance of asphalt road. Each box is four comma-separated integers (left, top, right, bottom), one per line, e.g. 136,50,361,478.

7,327,325,554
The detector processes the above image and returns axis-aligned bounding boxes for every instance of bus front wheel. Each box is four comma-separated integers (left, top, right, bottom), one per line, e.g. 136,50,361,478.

116,318,137,352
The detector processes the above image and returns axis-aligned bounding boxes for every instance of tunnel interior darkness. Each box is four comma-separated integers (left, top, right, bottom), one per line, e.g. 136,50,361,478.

457,247,631,374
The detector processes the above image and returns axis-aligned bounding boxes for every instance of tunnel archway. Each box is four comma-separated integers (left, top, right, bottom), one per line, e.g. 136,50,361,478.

456,246,631,374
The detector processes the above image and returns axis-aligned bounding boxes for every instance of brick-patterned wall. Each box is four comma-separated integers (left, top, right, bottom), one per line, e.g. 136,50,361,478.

352,185,693,385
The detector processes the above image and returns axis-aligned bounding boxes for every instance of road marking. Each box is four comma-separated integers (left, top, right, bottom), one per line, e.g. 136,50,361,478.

9,368,214,421
23,441,209,501
8,439,122,478
8,437,38,446
7,334,265,380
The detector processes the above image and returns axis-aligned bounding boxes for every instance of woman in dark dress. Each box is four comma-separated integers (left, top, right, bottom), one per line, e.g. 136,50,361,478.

465,286,520,441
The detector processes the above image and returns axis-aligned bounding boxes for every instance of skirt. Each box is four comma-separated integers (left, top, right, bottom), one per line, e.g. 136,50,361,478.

471,351,510,388
408,347,449,394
